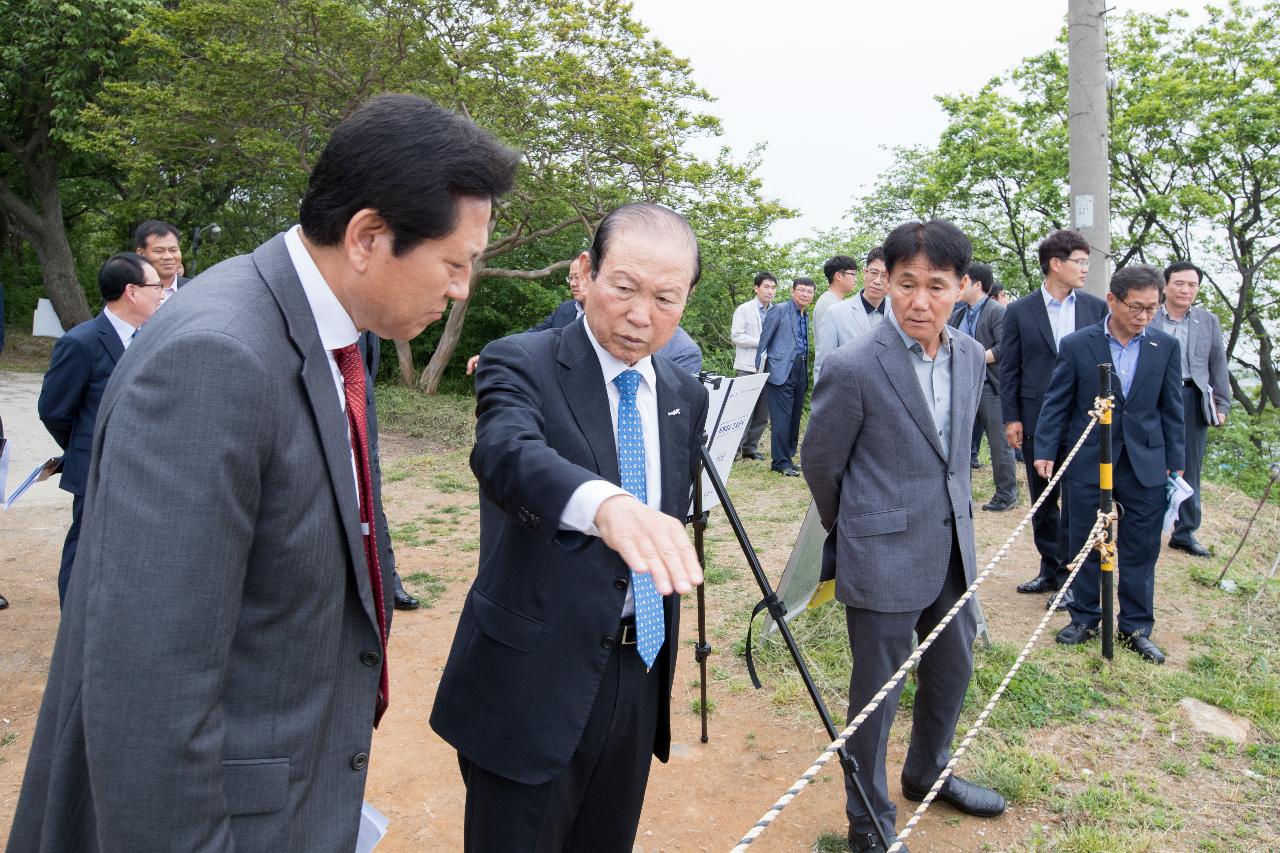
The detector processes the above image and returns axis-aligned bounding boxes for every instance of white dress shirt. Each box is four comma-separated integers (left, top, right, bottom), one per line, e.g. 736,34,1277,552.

283,225,363,513
1041,285,1078,350
102,305,139,350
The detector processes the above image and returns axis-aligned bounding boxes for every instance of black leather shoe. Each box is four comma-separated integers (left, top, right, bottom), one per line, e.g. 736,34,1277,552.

1046,589,1073,611
1017,576,1056,594
1118,631,1165,664
981,498,1016,512
1169,539,1211,558
970,458,983,469
902,774,1006,817
741,450,766,461
394,589,421,610
1056,622,1098,645
0,593,8,610
848,829,908,853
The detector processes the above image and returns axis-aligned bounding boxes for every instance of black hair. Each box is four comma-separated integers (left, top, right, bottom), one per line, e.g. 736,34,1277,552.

1163,260,1204,284
100,253,149,302
753,271,777,288
133,220,180,250
1037,229,1090,275
822,255,858,283
1110,264,1164,301
300,94,519,255
587,203,701,289
990,281,1005,298
792,277,816,290
967,262,995,294
865,245,885,266
882,220,972,277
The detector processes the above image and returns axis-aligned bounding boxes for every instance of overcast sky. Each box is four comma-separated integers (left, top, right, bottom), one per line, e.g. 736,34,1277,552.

626,1,1213,243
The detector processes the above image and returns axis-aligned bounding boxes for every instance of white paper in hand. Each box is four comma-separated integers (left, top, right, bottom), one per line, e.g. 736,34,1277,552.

1163,474,1194,536
355,801,389,853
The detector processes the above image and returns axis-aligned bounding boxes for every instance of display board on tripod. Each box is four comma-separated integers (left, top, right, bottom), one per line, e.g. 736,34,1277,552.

690,372,769,517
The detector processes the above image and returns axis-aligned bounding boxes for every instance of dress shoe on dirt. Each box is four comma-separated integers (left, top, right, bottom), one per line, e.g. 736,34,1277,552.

0,593,8,610
981,498,1017,512
740,450,766,461
1056,622,1098,645
1016,576,1055,594
781,467,800,477
848,829,907,853
902,774,1006,817
394,589,421,610
1118,631,1166,664
1046,589,1073,611
1169,539,1211,558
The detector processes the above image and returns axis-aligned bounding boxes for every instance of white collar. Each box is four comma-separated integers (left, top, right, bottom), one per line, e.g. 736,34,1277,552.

102,304,138,347
1041,284,1077,307
582,316,656,393
284,225,359,352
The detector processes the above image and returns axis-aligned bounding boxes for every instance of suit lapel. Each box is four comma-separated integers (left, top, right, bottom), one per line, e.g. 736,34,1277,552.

95,311,125,365
1131,332,1163,402
875,323,947,461
948,336,977,464
1084,323,1124,405
253,234,380,638
653,357,691,518
1028,293,1057,353
556,322,620,486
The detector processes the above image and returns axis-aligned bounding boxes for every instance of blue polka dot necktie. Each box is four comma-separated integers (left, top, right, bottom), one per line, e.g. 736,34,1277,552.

613,369,665,670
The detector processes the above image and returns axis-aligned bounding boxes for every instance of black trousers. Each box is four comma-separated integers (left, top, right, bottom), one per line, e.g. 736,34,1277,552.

58,493,83,607
766,355,808,471
457,642,661,852
1170,383,1208,546
1064,448,1164,636
736,368,771,456
843,534,976,840
1022,431,1071,587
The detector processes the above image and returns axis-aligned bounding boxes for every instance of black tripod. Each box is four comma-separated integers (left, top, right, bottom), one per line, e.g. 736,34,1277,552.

689,375,889,850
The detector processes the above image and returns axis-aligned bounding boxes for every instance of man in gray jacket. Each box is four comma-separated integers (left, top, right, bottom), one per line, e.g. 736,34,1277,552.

813,246,888,384
8,94,517,853
1151,261,1231,556
803,221,1004,853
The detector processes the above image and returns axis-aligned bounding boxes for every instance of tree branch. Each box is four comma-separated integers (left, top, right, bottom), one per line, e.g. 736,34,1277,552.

481,259,573,281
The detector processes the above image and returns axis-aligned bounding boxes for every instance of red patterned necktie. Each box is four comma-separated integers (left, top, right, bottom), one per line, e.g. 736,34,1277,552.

332,343,389,726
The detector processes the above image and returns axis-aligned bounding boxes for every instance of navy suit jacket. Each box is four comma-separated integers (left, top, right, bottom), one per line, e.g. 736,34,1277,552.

755,301,807,384
530,297,581,332
1034,320,1186,489
430,320,708,785
534,299,703,374
38,311,126,496
999,289,1106,444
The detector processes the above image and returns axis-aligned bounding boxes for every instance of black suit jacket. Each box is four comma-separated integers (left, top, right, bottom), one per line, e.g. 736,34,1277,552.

430,321,709,785
999,289,1107,445
37,311,126,496
1034,321,1186,489
530,297,581,332
948,296,1007,391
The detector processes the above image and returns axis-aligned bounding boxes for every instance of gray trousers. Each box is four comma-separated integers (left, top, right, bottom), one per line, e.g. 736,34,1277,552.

977,384,1019,503
736,368,770,455
1170,383,1208,546
843,535,977,839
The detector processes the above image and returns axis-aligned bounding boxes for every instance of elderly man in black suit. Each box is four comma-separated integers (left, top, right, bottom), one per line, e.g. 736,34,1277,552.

432,203,708,852
1000,229,1107,604
37,253,163,604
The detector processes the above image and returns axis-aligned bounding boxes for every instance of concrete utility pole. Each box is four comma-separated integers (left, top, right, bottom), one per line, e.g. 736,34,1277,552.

1068,0,1111,298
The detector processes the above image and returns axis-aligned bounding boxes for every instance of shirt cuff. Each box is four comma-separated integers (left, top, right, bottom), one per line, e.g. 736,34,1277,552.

559,479,628,537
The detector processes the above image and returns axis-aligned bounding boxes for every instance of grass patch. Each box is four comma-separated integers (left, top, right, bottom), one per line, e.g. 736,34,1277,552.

968,738,1060,804
433,472,471,494
401,571,447,608
812,831,850,852
374,387,475,449
389,520,425,547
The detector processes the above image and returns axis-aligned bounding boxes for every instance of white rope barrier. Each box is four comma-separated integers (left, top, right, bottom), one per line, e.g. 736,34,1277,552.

729,398,1113,852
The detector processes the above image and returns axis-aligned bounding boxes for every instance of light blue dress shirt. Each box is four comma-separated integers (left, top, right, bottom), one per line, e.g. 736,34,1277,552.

1104,314,1146,397
888,310,952,458
1041,286,1078,350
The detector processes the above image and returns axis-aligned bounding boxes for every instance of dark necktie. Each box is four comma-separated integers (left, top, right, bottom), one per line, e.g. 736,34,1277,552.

332,343,389,726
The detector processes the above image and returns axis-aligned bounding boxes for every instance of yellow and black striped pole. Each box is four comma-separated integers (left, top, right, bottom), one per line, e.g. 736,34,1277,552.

1097,364,1116,660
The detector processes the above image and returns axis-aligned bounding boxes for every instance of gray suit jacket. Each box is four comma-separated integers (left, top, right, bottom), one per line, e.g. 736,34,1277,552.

802,319,983,613
813,293,887,384
9,234,394,853
1150,304,1231,425
947,296,1006,392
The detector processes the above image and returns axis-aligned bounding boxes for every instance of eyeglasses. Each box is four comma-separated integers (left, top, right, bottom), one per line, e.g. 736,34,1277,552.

1062,257,1090,270
865,269,887,281
1115,295,1158,317
130,283,164,291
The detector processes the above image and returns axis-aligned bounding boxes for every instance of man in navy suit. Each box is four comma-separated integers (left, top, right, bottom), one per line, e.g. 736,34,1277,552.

38,253,163,604
756,277,815,475
432,203,708,852
1000,230,1107,603
1034,265,1185,664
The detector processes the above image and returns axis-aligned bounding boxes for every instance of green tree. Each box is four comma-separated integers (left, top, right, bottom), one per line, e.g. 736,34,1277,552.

0,0,149,328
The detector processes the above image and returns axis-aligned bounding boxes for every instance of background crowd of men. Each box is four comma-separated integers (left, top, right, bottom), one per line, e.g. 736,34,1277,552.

2,90,1235,853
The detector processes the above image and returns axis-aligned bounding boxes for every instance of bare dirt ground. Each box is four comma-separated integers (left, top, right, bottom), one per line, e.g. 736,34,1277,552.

2,366,1277,851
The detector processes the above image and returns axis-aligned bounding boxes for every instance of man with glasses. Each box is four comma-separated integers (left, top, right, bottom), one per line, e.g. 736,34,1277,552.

814,246,888,383
1000,229,1106,606
1034,265,1185,664
814,255,860,335
38,253,163,604
134,220,189,303
1151,261,1231,557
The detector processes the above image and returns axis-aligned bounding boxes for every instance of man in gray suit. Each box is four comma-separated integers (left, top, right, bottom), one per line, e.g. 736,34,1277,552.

813,245,888,383
948,262,1018,511
1152,261,1231,557
8,94,518,852
803,220,1005,853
